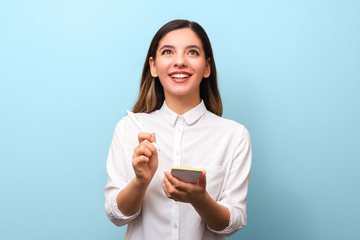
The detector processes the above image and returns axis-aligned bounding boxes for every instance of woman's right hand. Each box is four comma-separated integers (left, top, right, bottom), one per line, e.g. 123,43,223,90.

132,132,158,184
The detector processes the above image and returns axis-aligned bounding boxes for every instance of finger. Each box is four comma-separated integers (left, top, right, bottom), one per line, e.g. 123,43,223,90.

142,139,157,154
164,174,196,202
138,132,153,144
146,133,158,153
133,142,152,158
197,171,206,186
165,173,182,194
163,174,176,198
138,133,158,153
150,133,156,143
163,173,175,190
132,155,150,165
165,171,188,191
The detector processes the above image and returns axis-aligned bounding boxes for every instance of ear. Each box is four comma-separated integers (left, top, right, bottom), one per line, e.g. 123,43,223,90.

149,57,158,77
203,57,211,78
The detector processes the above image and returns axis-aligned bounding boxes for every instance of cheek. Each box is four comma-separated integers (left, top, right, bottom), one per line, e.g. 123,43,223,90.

155,59,172,74
189,59,207,72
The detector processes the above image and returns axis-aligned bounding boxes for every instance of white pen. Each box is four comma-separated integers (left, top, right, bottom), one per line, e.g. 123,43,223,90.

126,110,160,151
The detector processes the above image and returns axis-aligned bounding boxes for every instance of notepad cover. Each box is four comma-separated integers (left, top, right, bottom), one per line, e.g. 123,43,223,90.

170,167,203,184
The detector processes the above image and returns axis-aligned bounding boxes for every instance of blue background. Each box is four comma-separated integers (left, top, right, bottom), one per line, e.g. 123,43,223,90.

1,0,359,239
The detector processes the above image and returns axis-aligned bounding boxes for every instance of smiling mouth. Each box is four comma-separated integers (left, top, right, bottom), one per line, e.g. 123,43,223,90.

169,73,191,79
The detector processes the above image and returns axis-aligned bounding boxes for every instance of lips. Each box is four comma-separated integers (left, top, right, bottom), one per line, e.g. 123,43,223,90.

169,71,192,83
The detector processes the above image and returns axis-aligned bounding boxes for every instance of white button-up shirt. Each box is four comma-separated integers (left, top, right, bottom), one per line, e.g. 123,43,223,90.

104,100,252,240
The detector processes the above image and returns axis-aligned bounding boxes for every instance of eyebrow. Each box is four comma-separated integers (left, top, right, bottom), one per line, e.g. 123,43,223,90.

158,44,201,51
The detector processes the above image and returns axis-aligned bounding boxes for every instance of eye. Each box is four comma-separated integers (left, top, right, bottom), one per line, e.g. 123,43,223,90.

188,49,199,56
161,49,172,55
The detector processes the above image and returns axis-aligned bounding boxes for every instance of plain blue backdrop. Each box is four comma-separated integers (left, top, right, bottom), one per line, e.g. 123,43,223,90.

1,0,359,239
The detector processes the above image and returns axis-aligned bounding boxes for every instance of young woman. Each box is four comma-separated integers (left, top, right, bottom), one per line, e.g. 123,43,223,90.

104,20,252,240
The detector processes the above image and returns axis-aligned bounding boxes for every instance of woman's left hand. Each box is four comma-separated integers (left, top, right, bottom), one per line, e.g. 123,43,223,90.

162,171,207,205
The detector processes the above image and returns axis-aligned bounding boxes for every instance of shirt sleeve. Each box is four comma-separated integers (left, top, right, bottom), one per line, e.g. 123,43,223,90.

104,119,141,226
207,126,252,236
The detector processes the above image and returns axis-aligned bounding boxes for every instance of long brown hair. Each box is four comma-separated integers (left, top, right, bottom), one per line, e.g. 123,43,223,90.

132,19,223,116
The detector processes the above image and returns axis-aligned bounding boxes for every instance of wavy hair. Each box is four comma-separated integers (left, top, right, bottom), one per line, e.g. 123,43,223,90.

132,19,222,116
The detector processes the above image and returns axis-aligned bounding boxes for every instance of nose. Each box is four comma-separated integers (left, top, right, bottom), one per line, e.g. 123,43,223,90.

173,53,187,67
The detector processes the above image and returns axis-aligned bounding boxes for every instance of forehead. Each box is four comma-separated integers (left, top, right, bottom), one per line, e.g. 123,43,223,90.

158,28,203,49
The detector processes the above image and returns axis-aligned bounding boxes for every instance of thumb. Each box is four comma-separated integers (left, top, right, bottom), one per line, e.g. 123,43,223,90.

151,133,156,143
198,171,206,188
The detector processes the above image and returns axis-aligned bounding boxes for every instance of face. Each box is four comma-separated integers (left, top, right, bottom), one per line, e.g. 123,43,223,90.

149,28,210,102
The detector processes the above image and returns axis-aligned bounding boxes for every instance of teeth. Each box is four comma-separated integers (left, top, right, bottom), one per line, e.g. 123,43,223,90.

170,73,190,78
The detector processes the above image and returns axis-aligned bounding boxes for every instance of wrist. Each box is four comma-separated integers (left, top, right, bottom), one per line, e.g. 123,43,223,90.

134,175,152,187
192,191,210,209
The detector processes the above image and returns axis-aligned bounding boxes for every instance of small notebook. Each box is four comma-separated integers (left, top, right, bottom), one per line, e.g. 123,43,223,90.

170,167,203,184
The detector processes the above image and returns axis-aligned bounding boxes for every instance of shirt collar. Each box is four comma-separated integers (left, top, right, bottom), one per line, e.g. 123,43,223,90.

160,100,207,127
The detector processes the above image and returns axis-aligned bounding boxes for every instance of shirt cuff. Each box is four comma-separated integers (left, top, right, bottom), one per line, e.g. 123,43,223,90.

206,202,246,236
109,189,141,221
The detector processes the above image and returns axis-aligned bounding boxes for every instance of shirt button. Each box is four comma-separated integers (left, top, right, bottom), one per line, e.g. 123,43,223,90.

173,223,178,229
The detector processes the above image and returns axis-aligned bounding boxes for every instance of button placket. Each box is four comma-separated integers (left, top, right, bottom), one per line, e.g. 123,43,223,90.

173,116,184,166
171,116,184,240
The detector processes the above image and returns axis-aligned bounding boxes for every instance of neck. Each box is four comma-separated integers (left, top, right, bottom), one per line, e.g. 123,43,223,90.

165,94,201,115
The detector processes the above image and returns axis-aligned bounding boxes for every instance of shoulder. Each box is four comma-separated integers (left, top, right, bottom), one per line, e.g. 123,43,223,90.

203,111,250,139
115,115,132,130
115,111,159,133
115,112,142,127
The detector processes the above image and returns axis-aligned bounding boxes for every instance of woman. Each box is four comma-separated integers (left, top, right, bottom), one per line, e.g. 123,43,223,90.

104,19,251,240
